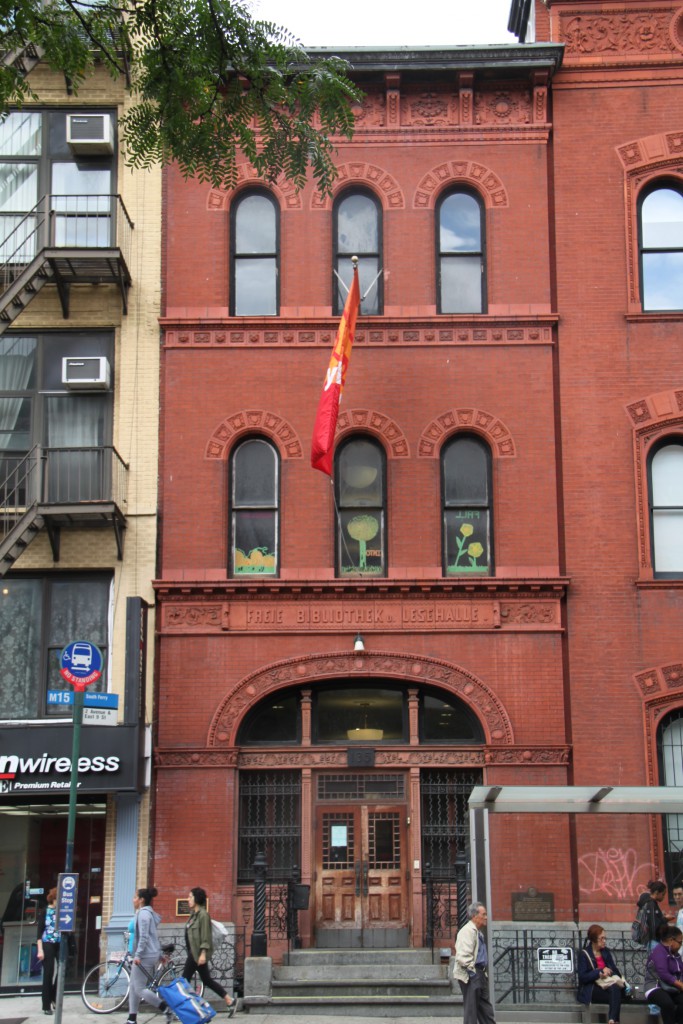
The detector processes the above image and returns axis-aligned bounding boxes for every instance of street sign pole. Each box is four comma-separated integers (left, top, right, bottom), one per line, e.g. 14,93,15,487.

54,688,83,1024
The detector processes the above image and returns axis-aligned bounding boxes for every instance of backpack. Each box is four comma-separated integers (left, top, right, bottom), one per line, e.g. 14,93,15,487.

631,901,650,946
210,918,228,949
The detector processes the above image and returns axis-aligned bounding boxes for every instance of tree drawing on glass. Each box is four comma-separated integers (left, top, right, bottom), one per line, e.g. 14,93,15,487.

346,514,380,573
449,522,487,574
234,547,276,573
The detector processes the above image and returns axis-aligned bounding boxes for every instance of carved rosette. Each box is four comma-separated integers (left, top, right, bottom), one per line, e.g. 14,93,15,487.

405,91,452,127
207,651,514,748
335,409,409,458
351,92,386,128
561,10,678,59
474,90,531,126
205,410,303,460
418,408,516,459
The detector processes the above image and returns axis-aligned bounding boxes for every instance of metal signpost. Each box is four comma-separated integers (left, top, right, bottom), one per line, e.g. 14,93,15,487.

53,641,103,1024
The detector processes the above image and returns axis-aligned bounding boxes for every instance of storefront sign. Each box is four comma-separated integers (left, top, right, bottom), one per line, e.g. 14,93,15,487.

226,600,500,631
0,724,140,794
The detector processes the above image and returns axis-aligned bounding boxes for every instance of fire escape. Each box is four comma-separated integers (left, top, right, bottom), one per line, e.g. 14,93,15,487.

0,190,133,575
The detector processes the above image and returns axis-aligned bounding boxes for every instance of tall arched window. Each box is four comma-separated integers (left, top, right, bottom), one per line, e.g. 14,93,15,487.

648,438,683,577
333,189,382,315
437,188,486,314
230,438,279,575
335,437,386,576
231,189,279,315
639,183,683,311
658,708,683,889
442,434,492,575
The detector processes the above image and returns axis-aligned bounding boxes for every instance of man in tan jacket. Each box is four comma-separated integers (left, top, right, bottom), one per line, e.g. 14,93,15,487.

453,902,496,1024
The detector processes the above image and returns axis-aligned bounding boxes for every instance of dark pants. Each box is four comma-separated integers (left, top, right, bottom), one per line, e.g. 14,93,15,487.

590,982,622,1022
183,955,227,999
458,965,496,1024
648,988,683,1024
41,941,59,1011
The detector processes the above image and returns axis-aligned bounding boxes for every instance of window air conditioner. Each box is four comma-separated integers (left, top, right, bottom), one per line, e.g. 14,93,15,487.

66,114,113,154
62,357,111,389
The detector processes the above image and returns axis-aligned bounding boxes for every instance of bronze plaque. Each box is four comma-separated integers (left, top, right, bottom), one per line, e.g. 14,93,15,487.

511,890,554,922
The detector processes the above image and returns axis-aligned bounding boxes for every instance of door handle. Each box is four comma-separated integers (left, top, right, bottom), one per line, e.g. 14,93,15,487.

362,860,369,896
355,860,361,896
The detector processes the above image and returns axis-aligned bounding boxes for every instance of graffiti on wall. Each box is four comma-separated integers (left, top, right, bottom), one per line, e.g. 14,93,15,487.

578,847,655,898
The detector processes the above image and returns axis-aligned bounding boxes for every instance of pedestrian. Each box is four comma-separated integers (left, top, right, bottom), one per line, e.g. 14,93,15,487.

453,902,496,1024
36,887,59,1015
183,888,235,1015
643,925,683,1024
126,886,168,1024
673,884,683,932
637,880,674,947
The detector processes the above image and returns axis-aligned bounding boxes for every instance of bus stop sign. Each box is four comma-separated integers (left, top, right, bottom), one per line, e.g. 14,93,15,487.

57,872,78,932
60,641,103,691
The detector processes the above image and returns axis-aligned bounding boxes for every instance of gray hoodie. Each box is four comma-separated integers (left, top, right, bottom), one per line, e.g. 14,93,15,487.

134,904,162,961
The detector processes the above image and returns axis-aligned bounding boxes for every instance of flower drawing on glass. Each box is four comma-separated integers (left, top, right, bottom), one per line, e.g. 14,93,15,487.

346,514,379,573
449,520,488,574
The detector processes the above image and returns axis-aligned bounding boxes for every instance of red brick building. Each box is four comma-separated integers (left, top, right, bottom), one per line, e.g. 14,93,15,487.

153,0,683,953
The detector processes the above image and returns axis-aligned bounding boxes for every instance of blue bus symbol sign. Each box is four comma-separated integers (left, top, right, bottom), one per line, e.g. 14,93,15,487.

57,872,78,932
60,641,103,691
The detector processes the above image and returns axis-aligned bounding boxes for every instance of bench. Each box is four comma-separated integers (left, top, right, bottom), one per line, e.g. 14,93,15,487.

579,1003,660,1023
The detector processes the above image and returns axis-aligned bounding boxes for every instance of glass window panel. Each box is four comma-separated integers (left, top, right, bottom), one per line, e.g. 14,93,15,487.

233,440,276,506
440,256,483,314
0,579,42,719
337,194,378,252
642,189,683,248
51,165,111,203
444,510,490,575
235,258,277,315
662,719,683,786
443,438,488,504
238,692,298,743
653,510,683,572
339,509,384,575
0,213,37,263
0,112,41,157
235,194,276,253
316,687,404,743
0,163,38,213
652,446,683,505
0,336,36,390
372,819,395,864
0,397,31,449
422,693,482,742
336,256,378,315
234,510,277,573
440,193,481,252
339,440,382,506
642,252,683,311
48,578,109,647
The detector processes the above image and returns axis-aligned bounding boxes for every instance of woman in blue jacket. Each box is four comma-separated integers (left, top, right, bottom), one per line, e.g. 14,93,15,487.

577,924,625,1024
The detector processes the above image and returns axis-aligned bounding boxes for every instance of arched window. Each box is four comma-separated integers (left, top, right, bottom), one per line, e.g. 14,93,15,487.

442,434,492,575
333,189,382,315
437,188,485,314
230,438,279,576
335,436,386,576
231,189,279,315
658,708,683,889
648,438,683,577
639,183,683,311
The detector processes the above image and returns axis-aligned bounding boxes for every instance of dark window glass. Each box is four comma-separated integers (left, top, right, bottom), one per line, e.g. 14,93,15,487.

335,437,385,576
232,191,279,315
237,770,300,882
658,709,683,892
442,435,492,575
334,190,382,315
231,438,278,575
420,769,482,882
238,691,299,744
316,686,404,744
648,439,683,577
640,185,683,311
437,190,485,314
0,575,110,719
421,692,484,743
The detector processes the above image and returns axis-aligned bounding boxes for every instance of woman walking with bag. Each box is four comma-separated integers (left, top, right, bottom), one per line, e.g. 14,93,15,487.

36,887,59,1014
126,886,168,1024
183,888,235,1015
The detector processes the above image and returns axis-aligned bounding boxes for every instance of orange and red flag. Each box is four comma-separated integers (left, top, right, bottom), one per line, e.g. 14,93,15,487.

311,268,360,475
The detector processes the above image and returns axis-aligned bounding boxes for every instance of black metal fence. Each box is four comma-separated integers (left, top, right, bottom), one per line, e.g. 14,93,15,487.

159,925,247,997
422,863,470,950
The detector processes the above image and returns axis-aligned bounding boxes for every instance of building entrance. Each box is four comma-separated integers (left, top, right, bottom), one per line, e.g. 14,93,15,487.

314,773,409,948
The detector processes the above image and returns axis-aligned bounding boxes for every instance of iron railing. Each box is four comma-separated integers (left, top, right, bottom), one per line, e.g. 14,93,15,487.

0,193,134,290
158,925,247,997
423,862,470,951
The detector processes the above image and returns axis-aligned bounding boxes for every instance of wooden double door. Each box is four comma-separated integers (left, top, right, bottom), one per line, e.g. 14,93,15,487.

315,803,409,947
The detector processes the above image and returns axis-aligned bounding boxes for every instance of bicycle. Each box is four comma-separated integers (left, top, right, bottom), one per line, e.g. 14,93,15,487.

82,942,204,1014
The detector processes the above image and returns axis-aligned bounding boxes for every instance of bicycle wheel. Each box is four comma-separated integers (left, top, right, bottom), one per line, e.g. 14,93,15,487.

82,959,131,1013
158,964,204,999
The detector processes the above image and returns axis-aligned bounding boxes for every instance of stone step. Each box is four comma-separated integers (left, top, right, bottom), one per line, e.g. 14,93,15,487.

284,948,436,966
243,994,461,1017
272,979,452,997
274,964,447,981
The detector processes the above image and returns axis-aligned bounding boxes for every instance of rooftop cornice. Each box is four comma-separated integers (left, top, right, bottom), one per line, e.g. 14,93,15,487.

154,577,569,598
305,43,565,76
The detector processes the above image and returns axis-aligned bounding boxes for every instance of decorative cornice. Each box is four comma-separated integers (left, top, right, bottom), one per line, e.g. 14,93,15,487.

634,661,683,698
559,7,683,63
205,410,303,460
154,744,571,769
154,577,569,599
419,408,516,458
207,650,516,747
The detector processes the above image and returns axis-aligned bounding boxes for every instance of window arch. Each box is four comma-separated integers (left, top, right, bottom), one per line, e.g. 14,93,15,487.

230,437,279,575
436,188,486,314
648,437,683,577
442,434,493,575
658,707,683,890
333,189,382,315
230,189,279,316
335,436,386,576
639,182,683,312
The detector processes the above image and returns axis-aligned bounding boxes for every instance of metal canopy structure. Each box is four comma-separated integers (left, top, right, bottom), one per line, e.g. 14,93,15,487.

469,784,683,814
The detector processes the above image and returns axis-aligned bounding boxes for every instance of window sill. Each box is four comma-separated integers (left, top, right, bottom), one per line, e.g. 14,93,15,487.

626,312,683,323
636,578,683,589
